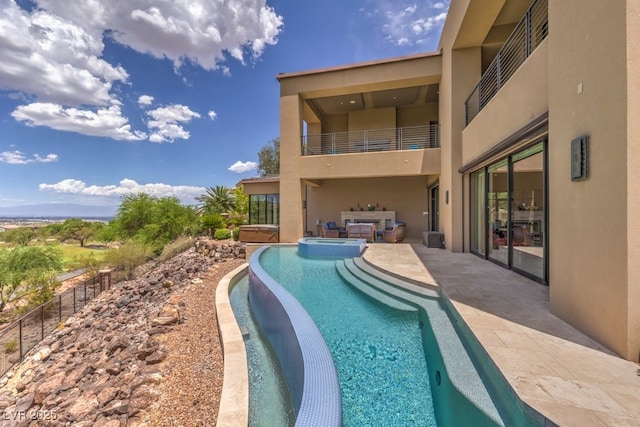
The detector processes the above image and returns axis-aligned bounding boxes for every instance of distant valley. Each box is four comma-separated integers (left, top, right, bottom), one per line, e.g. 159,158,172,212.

0,203,117,219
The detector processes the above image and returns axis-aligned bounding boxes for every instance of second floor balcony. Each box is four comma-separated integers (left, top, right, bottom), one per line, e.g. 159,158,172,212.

301,124,440,156
465,0,548,125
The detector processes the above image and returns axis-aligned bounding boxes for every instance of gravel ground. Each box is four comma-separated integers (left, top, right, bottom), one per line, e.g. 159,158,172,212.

144,258,246,427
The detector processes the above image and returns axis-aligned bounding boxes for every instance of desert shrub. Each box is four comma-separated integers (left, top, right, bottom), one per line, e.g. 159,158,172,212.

66,252,102,273
157,236,194,263
214,229,232,240
232,227,240,241
4,339,18,354
226,215,247,228
20,273,61,311
104,240,153,280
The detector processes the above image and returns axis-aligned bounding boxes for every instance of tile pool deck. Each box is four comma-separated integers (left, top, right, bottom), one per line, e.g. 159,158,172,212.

364,243,640,426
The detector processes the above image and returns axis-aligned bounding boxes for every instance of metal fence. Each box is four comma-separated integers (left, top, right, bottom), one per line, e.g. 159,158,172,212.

0,269,112,376
302,124,440,156
465,0,548,124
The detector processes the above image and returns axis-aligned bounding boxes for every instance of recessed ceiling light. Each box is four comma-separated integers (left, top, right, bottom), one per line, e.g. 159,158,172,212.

349,100,356,104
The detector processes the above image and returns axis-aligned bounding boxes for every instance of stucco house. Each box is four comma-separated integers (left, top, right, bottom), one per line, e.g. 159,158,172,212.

243,0,639,363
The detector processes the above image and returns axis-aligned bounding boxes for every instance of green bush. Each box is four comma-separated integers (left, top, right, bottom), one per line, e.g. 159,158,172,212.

232,227,240,241
214,228,232,240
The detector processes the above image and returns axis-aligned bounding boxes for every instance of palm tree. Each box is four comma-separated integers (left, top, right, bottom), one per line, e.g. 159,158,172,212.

196,186,235,215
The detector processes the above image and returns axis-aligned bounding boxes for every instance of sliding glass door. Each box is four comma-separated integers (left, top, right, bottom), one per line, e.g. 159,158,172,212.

469,141,547,283
510,146,544,279
487,160,508,265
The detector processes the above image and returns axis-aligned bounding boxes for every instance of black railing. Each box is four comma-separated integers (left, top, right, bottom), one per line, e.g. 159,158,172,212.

0,269,113,376
301,124,440,156
465,0,548,125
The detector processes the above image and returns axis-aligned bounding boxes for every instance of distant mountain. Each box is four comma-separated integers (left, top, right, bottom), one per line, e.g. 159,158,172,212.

0,203,118,218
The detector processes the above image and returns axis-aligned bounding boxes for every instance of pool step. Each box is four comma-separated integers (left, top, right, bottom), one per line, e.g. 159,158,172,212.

340,259,429,309
338,257,510,426
349,257,440,300
335,261,417,312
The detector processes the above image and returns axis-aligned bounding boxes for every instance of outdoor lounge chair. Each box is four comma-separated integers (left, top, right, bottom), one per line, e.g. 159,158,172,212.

321,221,346,238
383,222,406,243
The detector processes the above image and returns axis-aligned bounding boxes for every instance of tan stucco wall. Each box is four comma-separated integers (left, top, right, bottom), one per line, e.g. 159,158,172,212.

322,114,348,134
397,104,439,128
305,177,431,239
547,0,636,360
348,107,395,131
299,149,440,180
461,41,549,164
241,181,279,195
627,0,640,363
279,94,304,243
279,54,442,98
439,46,481,251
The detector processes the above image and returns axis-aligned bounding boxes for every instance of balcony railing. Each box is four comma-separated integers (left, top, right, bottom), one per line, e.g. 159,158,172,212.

301,124,439,156
465,0,548,125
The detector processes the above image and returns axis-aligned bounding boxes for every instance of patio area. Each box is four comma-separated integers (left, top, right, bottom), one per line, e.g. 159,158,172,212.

364,243,640,426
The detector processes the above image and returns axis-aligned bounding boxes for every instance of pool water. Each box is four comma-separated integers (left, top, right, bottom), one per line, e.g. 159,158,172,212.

229,277,296,426
259,246,437,426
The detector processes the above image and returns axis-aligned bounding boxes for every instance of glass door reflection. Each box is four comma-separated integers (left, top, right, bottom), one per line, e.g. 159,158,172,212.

487,160,508,265
510,146,544,279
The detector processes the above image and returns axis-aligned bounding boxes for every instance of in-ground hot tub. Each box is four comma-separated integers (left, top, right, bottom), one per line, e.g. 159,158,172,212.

239,224,279,243
297,237,367,258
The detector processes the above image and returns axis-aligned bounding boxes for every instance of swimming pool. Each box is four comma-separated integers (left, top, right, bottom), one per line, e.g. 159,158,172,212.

243,244,544,426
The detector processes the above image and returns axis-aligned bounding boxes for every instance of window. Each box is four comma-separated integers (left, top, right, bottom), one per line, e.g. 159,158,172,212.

249,194,280,225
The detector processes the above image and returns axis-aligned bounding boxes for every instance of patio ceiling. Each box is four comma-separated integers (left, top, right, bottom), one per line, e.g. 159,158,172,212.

308,84,439,115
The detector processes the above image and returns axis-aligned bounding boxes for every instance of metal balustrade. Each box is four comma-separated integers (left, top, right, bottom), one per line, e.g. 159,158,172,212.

0,269,114,376
301,124,439,156
465,0,548,125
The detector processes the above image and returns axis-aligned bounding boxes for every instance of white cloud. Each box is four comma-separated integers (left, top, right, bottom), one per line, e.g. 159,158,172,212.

146,104,201,143
373,1,449,47
0,0,283,140
138,95,154,106
35,0,284,71
11,103,147,141
0,150,58,164
39,178,206,202
0,0,128,106
208,110,217,120
228,160,257,173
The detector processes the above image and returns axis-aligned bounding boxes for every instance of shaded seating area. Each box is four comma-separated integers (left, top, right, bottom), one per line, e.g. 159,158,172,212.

383,222,406,243
321,222,347,238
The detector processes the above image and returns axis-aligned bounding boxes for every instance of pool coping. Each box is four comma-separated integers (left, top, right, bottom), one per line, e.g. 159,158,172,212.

215,263,250,427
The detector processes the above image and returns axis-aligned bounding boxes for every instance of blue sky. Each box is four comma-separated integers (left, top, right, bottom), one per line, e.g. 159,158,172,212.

0,0,449,210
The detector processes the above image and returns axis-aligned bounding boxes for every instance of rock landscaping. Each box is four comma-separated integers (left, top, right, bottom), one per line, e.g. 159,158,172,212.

0,239,246,426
